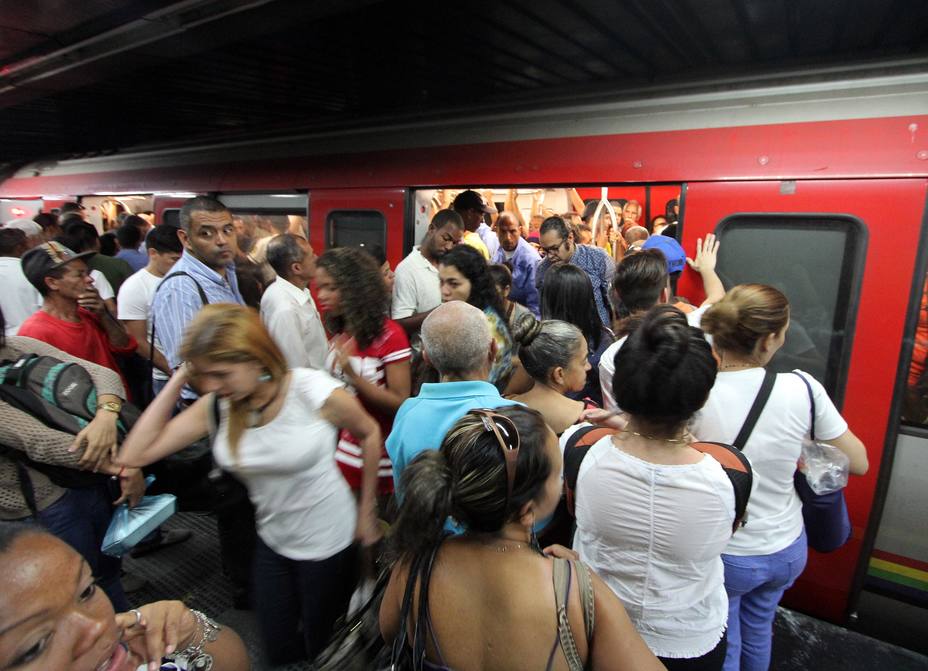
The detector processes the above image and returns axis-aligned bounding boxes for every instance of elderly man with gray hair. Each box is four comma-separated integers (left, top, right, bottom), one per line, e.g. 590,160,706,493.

260,233,328,369
385,300,520,498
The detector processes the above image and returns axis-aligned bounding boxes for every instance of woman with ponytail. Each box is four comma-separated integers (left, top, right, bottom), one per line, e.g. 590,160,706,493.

693,284,868,671
508,314,597,436
572,304,734,669
119,304,383,665
379,406,662,671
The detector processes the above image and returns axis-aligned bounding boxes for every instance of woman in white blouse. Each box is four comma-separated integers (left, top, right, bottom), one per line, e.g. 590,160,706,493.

573,305,734,670
693,284,867,671
120,304,383,666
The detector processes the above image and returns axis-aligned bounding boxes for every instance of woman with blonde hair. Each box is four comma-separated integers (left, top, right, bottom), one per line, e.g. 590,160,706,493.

693,284,868,671
120,304,382,665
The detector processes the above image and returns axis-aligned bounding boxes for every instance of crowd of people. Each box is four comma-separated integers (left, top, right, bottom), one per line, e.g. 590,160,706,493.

0,191,869,671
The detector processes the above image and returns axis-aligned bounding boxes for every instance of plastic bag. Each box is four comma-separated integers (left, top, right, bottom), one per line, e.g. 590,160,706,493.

798,439,849,495
102,475,177,557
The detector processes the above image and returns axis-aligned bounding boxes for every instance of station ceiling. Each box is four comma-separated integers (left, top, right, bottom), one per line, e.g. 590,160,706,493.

1,0,927,168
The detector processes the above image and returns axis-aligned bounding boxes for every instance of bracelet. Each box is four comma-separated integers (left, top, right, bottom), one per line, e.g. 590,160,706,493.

169,609,219,670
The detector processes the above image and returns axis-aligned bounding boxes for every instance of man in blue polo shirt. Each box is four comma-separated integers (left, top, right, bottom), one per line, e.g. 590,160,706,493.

387,300,518,497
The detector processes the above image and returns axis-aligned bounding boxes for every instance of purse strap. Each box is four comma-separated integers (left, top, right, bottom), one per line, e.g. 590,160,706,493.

390,551,425,665
791,372,817,440
732,369,777,450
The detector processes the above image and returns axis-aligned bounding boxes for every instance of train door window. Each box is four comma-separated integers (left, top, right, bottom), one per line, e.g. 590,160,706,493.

901,273,928,427
714,214,866,403
327,210,386,249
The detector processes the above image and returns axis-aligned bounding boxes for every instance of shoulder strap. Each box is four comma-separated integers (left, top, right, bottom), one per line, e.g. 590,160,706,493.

573,560,595,645
551,559,584,671
690,441,754,533
791,371,817,440
156,271,209,304
564,426,614,516
149,270,209,383
732,369,777,450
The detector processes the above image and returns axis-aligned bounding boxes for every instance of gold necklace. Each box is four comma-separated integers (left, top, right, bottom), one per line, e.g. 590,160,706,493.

481,538,529,553
619,429,687,444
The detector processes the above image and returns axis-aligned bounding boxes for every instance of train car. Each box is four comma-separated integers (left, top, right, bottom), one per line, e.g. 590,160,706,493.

2,60,927,632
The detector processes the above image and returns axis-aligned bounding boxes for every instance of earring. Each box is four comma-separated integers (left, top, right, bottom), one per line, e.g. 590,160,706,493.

258,372,272,382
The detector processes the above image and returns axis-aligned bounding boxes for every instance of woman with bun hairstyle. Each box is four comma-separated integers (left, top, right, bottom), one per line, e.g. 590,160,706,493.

693,284,868,671
509,314,596,436
573,304,735,669
379,406,663,671
439,244,513,389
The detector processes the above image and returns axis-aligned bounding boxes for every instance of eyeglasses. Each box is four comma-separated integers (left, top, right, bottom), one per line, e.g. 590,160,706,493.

468,409,521,503
540,238,566,257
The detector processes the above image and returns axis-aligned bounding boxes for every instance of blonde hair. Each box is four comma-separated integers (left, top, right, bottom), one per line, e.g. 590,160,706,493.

181,304,287,458
702,284,789,356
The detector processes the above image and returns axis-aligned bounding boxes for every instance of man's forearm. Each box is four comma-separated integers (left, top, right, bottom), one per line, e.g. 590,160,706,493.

101,309,131,347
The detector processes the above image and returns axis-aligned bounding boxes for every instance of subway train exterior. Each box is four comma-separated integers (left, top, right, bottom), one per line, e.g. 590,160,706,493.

2,60,927,628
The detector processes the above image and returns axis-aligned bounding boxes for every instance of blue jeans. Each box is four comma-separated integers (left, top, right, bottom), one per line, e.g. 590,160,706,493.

252,536,358,665
35,485,129,612
722,530,807,671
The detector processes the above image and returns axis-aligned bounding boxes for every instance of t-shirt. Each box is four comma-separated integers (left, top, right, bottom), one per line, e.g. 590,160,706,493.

0,257,42,335
599,304,710,412
327,319,412,493
691,368,847,556
212,368,354,560
391,247,441,320
573,434,734,658
117,269,168,381
17,308,137,395
88,254,133,296
462,231,490,259
90,269,114,302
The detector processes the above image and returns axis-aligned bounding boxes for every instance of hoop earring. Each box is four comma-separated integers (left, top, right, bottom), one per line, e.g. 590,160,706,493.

258,372,272,383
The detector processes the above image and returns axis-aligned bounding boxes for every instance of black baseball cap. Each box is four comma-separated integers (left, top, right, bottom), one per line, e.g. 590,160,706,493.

452,190,497,214
21,241,94,290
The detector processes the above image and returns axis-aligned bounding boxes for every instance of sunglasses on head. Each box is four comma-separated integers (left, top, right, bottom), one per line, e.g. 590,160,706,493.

467,409,521,503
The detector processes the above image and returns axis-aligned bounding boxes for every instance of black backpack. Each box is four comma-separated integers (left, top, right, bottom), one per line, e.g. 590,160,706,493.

563,425,753,534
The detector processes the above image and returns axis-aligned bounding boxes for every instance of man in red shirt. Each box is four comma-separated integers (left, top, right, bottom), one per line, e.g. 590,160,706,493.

19,241,137,394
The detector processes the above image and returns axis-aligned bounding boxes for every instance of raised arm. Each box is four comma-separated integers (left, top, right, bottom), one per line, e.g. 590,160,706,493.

685,233,725,306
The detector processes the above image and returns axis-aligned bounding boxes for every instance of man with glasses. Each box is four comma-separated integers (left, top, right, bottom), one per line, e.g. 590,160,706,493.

536,215,614,326
392,209,464,334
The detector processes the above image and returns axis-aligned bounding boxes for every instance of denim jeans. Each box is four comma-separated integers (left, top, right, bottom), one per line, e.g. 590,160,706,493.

722,530,807,671
252,536,358,665
35,484,129,612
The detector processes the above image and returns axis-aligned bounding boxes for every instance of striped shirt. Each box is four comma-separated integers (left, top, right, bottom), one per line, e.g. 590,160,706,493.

151,251,244,399
326,319,411,494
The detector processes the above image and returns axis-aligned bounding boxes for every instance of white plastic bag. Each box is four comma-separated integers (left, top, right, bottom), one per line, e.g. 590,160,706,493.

798,439,849,495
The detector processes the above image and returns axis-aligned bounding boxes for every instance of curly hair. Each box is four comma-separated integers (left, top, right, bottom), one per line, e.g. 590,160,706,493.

439,244,506,321
317,246,387,349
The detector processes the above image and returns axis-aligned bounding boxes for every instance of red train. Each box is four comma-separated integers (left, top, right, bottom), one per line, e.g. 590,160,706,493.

2,63,926,630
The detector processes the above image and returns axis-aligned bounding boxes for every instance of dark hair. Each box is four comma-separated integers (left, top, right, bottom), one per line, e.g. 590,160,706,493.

124,214,148,231
146,224,183,254
361,244,387,267
390,406,552,561
115,223,142,250
99,232,118,256
665,199,678,222
317,246,387,350
539,215,571,241
439,245,506,318
429,209,464,232
179,196,228,233
488,263,512,292
613,304,717,430
541,264,603,350
511,314,586,382
0,522,44,554
0,305,5,349
661,223,678,240
266,234,305,278
61,220,99,253
33,212,58,232
701,284,790,356
0,229,27,256
612,249,668,316
59,202,83,214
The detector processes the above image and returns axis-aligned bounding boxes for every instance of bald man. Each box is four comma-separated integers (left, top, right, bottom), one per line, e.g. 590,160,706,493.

624,226,649,247
491,211,541,316
385,301,518,497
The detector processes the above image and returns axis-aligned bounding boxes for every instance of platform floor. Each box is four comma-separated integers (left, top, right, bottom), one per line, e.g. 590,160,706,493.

124,513,928,670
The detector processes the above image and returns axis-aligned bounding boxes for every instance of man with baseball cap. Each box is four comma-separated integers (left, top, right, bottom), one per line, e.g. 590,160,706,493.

17,241,137,395
452,189,498,259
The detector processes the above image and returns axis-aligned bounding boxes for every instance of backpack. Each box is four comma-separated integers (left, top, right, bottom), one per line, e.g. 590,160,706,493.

563,426,753,534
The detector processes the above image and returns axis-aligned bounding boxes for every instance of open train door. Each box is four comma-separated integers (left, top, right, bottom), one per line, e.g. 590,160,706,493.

308,188,407,268
676,178,928,624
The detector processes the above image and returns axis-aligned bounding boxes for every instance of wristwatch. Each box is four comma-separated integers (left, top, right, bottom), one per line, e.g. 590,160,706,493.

97,401,123,414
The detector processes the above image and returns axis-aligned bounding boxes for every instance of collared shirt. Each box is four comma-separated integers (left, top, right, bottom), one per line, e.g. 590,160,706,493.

492,238,541,317
0,257,42,335
386,380,519,497
260,276,328,370
391,247,441,320
151,251,243,398
477,222,499,259
536,244,615,326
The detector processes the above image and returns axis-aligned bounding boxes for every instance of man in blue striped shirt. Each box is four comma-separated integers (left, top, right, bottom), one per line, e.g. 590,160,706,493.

151,196,244,400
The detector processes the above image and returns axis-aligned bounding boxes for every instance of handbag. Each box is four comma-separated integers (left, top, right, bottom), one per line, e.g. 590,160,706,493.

102,475,177,557
791,372,852,553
